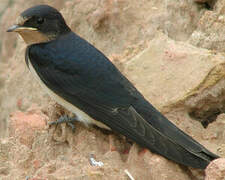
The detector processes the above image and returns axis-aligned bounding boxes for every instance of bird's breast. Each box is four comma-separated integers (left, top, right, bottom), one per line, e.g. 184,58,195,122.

27,58,110,130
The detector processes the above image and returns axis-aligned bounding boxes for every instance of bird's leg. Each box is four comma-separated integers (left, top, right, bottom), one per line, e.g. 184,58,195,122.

49,115,78,132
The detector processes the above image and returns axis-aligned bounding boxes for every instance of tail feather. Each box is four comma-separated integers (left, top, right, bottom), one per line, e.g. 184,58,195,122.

123,105,219,169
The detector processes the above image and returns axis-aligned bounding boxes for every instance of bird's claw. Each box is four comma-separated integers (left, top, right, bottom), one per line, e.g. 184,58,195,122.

49,115,77,132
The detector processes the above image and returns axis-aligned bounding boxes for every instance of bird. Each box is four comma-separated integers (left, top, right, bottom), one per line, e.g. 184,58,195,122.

7,4,219,169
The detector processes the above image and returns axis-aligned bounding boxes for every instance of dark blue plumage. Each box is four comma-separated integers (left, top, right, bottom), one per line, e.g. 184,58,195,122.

26,31,218,169
8,4,219,169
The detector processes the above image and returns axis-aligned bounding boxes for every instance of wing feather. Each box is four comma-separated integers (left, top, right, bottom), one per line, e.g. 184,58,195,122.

26,33,218,169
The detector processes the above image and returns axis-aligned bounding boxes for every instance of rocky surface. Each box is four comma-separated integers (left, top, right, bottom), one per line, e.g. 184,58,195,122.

189,1,225,52
0,0,225,179
205,158,225,180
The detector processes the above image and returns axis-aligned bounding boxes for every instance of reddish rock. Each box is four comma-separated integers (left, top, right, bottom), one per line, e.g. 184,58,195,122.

205,158,225,180
127,144,190,180
32,159,43,170
9,109,47,148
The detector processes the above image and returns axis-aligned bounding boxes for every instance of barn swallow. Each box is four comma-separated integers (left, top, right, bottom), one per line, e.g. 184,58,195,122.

7,4,219,169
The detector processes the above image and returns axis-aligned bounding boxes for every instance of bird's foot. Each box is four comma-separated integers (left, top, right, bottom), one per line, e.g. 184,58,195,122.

49,115,78,132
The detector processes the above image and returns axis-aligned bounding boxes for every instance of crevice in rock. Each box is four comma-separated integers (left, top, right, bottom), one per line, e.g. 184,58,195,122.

162,64,225,128
188,103,224,128
195,0,217,10
204,2,213,10
208,0,218,10
186,78,225,128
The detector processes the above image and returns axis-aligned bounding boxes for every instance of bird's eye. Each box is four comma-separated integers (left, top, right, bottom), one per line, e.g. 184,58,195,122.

37,17,44,24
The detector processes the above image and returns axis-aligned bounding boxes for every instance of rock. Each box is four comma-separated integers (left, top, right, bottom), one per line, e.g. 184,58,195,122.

124,32,225,110
0,139,11,177
0,139,10,163
189,1,225,52
9,109,47,148
127,144,190,180
205,158,225,180
164,0,204,41
10,143,32,169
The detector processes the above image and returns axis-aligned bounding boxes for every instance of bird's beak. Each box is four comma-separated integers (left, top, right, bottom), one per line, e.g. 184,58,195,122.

7,24,37,32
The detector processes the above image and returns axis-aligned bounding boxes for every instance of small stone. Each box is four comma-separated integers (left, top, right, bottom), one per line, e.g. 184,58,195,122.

205,158,225,180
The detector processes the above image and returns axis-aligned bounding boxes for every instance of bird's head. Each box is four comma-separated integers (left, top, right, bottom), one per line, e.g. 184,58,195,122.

7,4,71,45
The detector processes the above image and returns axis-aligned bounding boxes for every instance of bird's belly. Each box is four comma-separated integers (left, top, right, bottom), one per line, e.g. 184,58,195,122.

28,62,110,130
